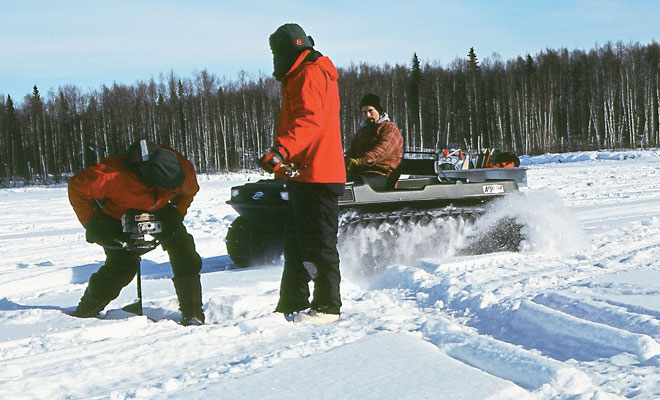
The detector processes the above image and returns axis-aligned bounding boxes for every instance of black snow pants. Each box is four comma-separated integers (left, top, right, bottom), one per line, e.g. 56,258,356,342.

85,218,202,304
275,180,344,315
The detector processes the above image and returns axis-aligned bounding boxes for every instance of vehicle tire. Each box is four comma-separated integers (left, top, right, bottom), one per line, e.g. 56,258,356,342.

226,217,284,268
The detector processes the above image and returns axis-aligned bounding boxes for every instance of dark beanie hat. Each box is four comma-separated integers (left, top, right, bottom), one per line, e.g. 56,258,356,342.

126,140,185,189
269,23,315,80
359,93,383,113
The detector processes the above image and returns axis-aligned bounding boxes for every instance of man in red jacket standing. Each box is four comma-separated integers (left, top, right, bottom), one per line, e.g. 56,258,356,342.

261,23,346,324
68,140,205,325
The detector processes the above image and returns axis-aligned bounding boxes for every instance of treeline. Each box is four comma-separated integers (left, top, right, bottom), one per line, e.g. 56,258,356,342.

1,40,659,186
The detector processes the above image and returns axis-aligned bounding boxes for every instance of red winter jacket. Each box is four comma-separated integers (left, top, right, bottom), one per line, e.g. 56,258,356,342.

68,146,199,226
273,50,346,184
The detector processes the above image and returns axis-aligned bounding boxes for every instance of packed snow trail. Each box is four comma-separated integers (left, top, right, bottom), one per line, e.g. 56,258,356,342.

1,151,660,399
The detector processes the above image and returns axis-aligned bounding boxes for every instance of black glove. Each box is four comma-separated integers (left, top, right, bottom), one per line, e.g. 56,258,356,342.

84,213,125,248
260,147,286,173
155,206,184,233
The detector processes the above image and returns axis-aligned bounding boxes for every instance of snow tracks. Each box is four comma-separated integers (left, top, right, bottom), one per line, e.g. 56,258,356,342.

358,228,660,399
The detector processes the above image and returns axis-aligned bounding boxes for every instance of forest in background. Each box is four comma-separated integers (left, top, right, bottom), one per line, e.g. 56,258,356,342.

1,40,659,186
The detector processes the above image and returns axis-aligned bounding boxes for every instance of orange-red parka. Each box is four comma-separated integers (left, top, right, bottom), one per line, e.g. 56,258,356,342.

68,146,199,226
273,50,346,184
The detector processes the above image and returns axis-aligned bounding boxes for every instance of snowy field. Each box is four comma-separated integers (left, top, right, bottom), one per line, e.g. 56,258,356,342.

1,150,660,400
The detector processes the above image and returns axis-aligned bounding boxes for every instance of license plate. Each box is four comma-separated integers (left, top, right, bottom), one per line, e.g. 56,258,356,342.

482,184,504,194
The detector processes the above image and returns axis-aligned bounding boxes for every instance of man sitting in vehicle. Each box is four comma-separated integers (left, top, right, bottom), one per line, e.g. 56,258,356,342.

345,93,403,191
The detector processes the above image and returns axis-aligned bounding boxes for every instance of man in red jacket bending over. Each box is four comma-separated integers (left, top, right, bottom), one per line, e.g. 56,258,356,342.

261,23,346,324
68,140,205,325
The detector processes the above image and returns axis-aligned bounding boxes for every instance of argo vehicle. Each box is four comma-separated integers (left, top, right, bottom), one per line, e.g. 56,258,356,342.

225,149,527,268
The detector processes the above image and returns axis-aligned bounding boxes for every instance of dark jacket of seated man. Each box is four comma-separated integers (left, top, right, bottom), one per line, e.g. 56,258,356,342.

345,94,403,191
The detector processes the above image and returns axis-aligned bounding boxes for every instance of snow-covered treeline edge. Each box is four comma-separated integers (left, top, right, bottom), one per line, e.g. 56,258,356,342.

520,148,660,165
4,149,660,190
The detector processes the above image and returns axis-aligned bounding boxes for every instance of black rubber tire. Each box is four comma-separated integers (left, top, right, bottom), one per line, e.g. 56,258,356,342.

225,217,284,268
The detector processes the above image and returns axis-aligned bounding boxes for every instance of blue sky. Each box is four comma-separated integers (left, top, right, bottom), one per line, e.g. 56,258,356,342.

2,0,658,101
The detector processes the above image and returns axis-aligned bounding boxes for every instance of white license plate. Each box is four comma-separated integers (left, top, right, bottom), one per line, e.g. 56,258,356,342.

482,184,504,194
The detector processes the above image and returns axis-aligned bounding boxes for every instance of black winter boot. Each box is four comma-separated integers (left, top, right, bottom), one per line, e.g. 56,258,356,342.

172,275,205,326
73,287,111,318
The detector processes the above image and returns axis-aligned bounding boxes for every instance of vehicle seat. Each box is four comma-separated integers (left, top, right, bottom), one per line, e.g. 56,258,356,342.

388,158,437,189
347,174,393,192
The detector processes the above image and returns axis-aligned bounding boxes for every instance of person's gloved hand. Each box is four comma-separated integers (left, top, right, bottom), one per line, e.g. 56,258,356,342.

155,206,184,233
260,147,287,173
345,157,363,171
84,213,125,248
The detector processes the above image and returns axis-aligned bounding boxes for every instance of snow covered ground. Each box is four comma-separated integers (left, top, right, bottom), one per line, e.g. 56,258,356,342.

1,150,660,400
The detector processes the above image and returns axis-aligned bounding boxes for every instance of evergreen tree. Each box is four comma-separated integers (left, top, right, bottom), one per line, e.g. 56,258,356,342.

467,47,486,148
29,86,48,181
0,96,6,184
408,52,422,149
177,80,186,151
4,95,27,181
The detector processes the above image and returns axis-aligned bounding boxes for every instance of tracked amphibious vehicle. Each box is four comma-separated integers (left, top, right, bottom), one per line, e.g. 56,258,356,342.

225,151,527,268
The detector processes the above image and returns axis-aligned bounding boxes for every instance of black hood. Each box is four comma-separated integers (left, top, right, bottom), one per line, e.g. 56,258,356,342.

126,140,185,189
269,23,315,81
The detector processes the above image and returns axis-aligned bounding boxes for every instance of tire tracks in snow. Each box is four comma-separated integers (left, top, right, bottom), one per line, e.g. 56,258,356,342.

380,201,660,398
